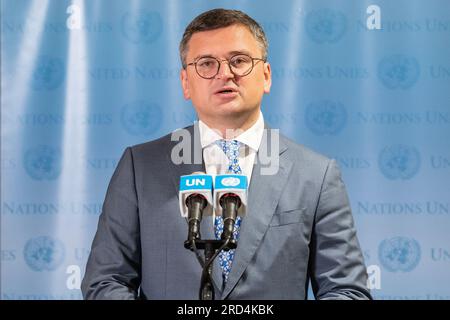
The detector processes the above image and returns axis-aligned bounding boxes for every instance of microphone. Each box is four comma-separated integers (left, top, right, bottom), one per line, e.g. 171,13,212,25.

179,173,213,242
213,174,248,242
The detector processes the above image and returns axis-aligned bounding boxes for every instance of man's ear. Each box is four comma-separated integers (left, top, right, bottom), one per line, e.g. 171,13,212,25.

180,69,191,100
263,62,272,94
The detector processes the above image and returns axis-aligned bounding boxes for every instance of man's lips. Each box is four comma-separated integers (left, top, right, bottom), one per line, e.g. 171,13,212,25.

214,87,238,95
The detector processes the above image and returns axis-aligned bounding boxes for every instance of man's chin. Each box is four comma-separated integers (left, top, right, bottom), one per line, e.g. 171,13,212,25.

214,105,246,118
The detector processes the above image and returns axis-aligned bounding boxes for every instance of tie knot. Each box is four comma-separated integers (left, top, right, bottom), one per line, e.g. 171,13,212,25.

216,139,242,174
216,139,241,155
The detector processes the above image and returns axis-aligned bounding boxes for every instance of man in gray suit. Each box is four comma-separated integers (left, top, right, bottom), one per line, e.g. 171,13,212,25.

82,8,371,300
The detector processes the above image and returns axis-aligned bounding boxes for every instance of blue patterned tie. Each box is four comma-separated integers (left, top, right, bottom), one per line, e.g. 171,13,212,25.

214,139,243,283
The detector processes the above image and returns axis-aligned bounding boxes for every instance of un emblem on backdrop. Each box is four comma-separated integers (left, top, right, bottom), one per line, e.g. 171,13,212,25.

23,236,65,272
31,56,65,90
121,11,163,44
305,100,347,135
378,237,421,272
378,55,420,89
24,145,62,180
305,9,347,44
378,145,420,180
121,100,162,136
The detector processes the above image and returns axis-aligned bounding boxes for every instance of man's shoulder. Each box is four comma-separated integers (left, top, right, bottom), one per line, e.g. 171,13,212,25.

276,133,340,185
278,132,331,166
129,124,194,156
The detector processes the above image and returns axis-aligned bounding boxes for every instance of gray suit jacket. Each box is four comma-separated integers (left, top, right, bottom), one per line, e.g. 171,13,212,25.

81,124,371,300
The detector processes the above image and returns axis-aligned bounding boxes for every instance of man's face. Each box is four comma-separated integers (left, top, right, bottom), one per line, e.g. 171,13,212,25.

180,24,271,127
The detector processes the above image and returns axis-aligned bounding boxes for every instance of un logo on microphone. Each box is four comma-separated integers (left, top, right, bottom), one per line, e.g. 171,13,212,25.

378,237,421,273
121,100,162,136
23,236,65,272
31,56,65,91
378,145,420,180
221,177,241,187
305,100,347,135
121,11,163,44
378,54,420,90
305,9,347,44
23,145,62,180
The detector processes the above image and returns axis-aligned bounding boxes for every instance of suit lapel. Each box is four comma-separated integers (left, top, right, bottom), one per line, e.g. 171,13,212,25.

167,123,204,191
221,128,292,299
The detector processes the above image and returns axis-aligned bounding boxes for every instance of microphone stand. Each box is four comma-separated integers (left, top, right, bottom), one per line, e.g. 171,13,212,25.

184,238,236,300
184,194,240,300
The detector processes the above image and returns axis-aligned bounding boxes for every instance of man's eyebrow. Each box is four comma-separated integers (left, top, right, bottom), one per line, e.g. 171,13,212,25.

193,54,215,61
193,50,254,61
227,50,253,57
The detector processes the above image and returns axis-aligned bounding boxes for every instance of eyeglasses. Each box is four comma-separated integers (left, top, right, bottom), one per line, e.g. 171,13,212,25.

186,54,266,79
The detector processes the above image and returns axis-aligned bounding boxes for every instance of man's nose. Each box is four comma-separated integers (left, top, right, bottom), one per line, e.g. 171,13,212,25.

216,61,234,79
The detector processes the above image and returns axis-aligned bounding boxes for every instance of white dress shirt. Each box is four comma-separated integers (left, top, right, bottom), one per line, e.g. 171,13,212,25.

198,112,265,185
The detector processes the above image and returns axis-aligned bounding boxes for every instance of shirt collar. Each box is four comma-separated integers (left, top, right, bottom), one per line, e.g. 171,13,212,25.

198,111,264,152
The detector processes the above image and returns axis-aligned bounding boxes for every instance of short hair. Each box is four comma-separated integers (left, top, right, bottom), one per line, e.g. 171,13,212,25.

179,8,268,68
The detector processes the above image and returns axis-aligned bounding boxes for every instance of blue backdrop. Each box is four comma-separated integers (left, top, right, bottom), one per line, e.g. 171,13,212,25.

2,0,450,300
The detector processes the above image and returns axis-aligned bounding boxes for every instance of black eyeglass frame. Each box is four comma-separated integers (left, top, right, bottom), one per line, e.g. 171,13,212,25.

186,54,266,79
